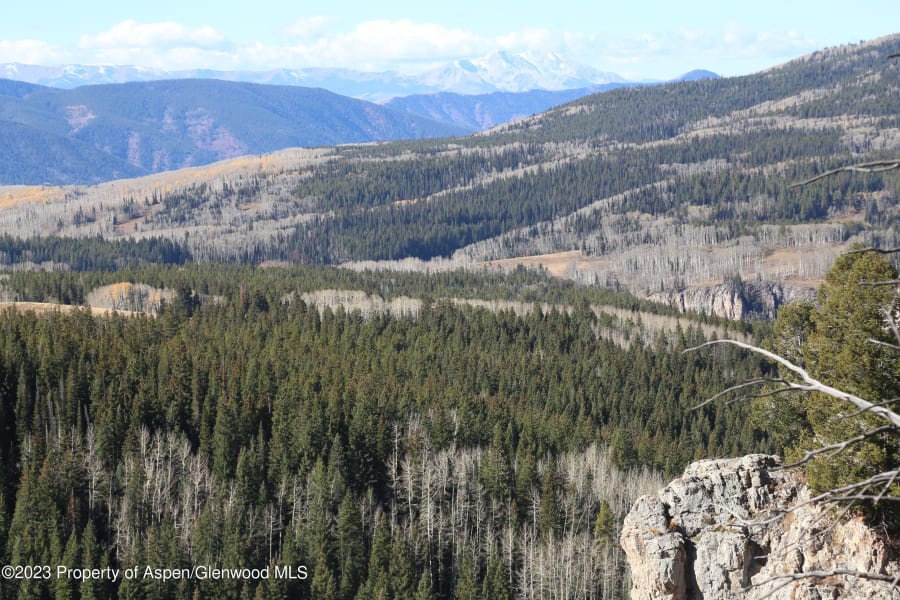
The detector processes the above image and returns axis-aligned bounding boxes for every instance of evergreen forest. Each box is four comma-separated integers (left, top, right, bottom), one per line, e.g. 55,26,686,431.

0,265,770,600
0,33,898,600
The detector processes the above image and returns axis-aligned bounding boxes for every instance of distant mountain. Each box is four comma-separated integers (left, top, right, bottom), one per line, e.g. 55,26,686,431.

1,51,634,100
384,67,726,132
0,79,465,185
417,51,627,94
672,69,720,82
0,63,436,102
0,78,46,98
384,84,629,132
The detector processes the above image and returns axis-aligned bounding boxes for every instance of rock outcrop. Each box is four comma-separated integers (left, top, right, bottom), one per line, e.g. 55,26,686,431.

648,282,816,321
621,455,898,599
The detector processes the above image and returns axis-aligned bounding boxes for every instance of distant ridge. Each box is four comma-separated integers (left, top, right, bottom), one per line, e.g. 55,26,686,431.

384,84,628,132
0,78,465,185
672,69,720,82
0,33,897,310
1,51,643,100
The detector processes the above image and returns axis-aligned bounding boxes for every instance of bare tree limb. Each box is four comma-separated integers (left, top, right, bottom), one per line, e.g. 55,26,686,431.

751,569,900,600
807,469,900,505
877,468,900,503
869,338,900,350
848,247,900,256
841,397,900,420
687,339,900,429
782,425,895,469
690,377,788,409
790,160,900,188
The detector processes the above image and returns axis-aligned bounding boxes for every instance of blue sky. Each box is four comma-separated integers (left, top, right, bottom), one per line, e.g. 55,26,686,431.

1,0,897,79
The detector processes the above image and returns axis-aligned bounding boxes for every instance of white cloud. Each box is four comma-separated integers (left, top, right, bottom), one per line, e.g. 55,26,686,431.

0,18,824,78
0,39,63,64
573,25,820,78
281,16,335,39
62,20,234,70
25,18,507,72
495,28,554,52
79,20,226,50
292,19,489,69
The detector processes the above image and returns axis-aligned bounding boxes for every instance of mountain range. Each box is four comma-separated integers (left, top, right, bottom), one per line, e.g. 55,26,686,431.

0,51,720,185
0,78,466,184
1,51,683,101
1,32,897,319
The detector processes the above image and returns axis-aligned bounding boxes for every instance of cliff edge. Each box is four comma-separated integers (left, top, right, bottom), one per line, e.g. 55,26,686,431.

620,454,898,599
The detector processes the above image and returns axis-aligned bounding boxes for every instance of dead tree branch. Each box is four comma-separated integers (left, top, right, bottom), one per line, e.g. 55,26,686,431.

782,425,895,469
687,339,900,429
790,160,900,188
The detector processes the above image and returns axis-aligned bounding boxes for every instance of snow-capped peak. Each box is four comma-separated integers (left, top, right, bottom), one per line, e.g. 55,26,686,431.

0,52,633,98
420,50,626,93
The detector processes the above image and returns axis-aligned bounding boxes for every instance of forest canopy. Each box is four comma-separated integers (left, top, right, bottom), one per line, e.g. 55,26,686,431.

0,265,770,600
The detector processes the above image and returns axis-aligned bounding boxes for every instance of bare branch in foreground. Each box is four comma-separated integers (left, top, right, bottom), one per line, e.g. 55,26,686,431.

751,569,900,600
859,279,900,287
781,425,895,469
869,338,900,350
686,339,900,429
848,247,900,256
790,160,900,188
841,397,900,420
690,377,787,409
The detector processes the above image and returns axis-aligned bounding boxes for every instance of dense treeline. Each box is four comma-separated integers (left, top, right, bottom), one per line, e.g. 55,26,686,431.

0,235,191,273
273,125,878,263
0,264,758,336
0,267,771,599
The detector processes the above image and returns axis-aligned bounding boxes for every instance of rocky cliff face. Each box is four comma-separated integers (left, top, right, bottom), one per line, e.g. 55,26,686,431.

648,282,816,321
620,455,898,599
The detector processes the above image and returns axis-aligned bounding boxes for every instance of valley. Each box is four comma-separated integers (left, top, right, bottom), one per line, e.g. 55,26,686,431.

0,33,898,600
2,35,897,317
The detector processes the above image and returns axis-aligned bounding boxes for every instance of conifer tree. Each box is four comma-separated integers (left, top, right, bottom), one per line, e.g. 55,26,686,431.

414,570,434,600
336,492,365,600
771,249,900,495
310,549,338,600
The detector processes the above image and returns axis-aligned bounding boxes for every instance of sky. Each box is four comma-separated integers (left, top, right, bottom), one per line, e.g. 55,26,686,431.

1,0,897,80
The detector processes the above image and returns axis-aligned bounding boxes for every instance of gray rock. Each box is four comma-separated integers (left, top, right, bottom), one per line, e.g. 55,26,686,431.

648,282,816,320
621,455,899,599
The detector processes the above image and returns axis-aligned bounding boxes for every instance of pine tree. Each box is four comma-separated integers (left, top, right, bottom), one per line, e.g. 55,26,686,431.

387,536,414,598
414,570,434,600
480,551,511,600
454,552,478,600
80,520,106,600
592,499,616,549
56,529,80,600
310,549,338,600
336,492,365,600
538,466,560,542
779,250,900,495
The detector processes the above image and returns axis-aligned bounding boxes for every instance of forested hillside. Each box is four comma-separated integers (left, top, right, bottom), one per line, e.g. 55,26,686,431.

0,79,464,184
382,84,627,132
1,34,896,600
0,35,896,316
0,264,768,600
